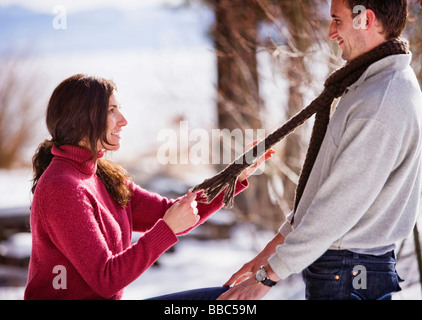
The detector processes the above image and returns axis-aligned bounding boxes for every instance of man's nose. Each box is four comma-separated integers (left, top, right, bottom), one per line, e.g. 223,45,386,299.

329,20,338,40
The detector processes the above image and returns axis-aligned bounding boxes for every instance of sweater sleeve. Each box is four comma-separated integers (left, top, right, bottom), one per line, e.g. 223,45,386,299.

38,179,178,299
269,118,402,279
178,179,249,236
131,179,249,234
129,184,178,233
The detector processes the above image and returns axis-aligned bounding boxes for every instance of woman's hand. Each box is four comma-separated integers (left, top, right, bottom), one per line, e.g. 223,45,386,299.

238,141,275,182
163,192,200,234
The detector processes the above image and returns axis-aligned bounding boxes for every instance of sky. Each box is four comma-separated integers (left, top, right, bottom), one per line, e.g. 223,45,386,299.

0,0,186,13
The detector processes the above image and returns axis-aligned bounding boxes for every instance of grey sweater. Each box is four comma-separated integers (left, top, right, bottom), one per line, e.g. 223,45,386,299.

269,54,422,280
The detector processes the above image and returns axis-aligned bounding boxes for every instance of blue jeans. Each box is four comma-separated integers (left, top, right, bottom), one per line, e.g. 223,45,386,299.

146,286,230,300
302,250,403,300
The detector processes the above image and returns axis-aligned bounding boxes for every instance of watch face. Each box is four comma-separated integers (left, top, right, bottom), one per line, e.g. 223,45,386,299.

255,268,267,282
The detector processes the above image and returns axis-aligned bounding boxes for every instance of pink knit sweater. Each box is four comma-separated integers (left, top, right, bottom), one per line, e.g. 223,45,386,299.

24,145,247,300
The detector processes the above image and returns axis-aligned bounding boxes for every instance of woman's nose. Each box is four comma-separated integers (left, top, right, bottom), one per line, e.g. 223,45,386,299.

118,110,128,127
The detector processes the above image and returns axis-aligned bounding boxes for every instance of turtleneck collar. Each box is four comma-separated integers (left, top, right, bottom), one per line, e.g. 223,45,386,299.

51,145,104,175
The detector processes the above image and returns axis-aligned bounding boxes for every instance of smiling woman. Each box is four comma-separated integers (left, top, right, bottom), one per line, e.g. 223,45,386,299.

30,74,133,206
24,74,272,300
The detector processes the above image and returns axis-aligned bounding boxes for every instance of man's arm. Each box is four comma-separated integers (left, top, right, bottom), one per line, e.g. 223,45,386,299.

218,233,284,300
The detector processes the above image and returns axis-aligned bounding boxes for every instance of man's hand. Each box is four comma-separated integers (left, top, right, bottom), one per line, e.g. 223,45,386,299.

217,277,272,300
222,233,284,287
218,233,285,300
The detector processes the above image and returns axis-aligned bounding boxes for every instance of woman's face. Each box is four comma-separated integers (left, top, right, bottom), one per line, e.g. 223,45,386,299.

99,90,128,151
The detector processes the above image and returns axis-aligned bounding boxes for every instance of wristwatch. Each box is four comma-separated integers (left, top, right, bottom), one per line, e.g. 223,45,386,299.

255,266,277,287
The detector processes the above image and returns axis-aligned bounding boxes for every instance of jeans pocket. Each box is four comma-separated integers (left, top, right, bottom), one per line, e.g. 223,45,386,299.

303,264,342,300
351,270,401,300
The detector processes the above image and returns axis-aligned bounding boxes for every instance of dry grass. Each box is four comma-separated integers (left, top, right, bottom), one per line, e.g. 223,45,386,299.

0,55,43,168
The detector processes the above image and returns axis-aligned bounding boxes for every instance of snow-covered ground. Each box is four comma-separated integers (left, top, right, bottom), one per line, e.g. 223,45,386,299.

123,226,306,300
0,222,307,300
0,164,306,300
0,168,421,300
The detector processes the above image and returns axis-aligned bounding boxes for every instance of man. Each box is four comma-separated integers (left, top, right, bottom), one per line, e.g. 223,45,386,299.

219,0,422,300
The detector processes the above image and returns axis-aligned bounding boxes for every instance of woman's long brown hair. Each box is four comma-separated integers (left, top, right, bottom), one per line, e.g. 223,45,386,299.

31,74,132,207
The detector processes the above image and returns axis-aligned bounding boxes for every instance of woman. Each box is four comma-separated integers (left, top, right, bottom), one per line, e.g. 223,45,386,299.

24,74,273,300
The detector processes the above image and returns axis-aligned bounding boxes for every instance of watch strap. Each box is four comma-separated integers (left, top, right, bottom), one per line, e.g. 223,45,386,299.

261,277,277,287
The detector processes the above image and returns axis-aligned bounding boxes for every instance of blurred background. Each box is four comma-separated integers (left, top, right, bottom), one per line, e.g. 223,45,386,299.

0,0,421,300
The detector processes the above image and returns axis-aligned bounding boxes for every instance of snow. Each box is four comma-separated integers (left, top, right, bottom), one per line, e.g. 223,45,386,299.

123,228,306,300
0,169,420,300
0,165,305,300
0,169,32,209
0,232,31,260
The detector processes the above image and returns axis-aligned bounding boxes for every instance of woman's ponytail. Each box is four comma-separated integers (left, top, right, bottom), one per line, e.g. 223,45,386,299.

31,139,55,194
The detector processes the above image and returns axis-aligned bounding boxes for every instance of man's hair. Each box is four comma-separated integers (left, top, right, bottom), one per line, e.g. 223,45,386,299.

344,0,408,39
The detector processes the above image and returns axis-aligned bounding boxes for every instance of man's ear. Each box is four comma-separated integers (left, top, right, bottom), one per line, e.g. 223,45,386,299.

365,9,376,29
352,6,375,30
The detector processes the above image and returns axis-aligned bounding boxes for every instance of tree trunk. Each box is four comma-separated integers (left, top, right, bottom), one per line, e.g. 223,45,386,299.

214,0,261,131
211,0,284,229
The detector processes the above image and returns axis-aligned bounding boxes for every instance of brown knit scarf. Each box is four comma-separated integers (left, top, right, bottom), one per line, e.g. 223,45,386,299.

191,38,409,214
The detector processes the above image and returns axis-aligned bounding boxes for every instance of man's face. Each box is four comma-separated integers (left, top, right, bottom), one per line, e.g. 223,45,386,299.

329,0,367,61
